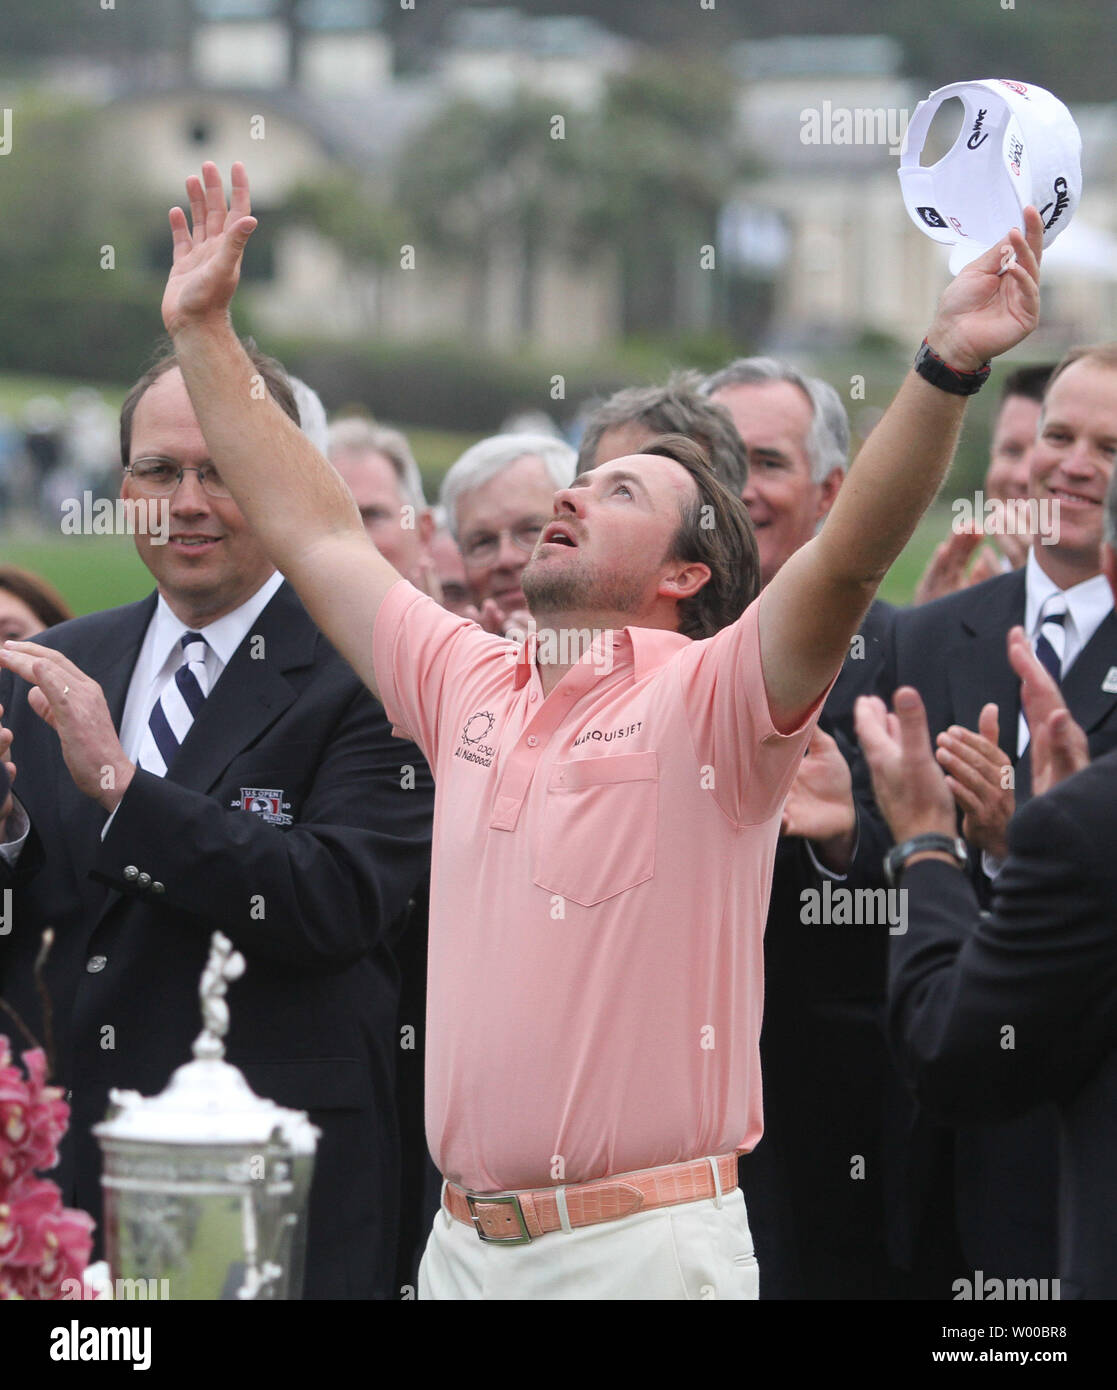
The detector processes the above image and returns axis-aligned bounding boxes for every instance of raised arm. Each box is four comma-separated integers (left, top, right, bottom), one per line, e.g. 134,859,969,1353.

161,162,400,698
759,210,1043,731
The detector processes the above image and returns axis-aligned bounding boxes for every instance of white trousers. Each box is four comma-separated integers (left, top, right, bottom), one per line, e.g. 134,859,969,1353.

418,1183,759,1300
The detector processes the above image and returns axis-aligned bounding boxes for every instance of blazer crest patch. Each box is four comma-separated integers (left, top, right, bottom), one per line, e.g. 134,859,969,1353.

231,786,293,825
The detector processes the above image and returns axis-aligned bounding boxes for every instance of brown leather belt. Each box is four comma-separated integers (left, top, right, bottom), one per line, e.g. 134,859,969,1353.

444,1153,738,1243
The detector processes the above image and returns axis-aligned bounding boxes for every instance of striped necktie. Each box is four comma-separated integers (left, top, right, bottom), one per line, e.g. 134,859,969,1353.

1034,599,1067,686
137,631,211,777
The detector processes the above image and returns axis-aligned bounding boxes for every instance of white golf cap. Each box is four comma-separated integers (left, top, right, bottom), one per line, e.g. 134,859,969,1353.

899,78,1082,275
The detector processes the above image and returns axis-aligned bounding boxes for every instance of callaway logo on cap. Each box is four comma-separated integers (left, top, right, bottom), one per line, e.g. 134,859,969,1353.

899,78,1083,274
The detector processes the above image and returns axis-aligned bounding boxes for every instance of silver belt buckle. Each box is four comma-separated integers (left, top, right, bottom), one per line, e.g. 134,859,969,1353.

466,1192,532,1244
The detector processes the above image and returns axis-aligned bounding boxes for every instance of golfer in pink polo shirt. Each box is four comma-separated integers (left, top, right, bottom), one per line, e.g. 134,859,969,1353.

159,162,1043,1299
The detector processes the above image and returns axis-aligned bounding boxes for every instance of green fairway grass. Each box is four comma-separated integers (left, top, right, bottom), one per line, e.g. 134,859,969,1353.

878,509,950,607
0,372,126,417
0,534,153,615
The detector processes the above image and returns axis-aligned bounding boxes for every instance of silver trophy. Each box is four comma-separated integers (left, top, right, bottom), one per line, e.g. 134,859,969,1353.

93,933,319,1300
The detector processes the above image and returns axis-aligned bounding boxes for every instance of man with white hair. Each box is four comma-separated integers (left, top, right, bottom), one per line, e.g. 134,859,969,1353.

439,434,576,636
707,360,848,567
328,416,434,587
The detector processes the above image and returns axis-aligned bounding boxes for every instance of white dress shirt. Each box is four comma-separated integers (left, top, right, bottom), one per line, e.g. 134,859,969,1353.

1017,547,1112,756
118,570,284,764
980,551,1111,882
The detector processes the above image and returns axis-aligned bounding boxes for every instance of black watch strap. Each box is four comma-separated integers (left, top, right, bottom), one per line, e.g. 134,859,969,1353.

884,832,968,888
914,339,991,395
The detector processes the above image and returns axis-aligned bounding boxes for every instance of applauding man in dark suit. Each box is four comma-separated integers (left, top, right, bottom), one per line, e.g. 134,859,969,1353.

0,345,434,1300
874,343,1117,1290
857,496,1117,1293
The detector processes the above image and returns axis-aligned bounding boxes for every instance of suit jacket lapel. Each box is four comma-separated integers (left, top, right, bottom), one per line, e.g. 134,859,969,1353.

1020,609,1117,801
1015,595,1117,803
85,586,314,942
97,596,158,727
945,571,1026,762
1060,610,1117,735
165,584,316,795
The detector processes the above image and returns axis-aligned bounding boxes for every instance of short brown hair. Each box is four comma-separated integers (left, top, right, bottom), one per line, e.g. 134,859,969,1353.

0,565,73,631
639,432,759,640
1044,343,1117,402
999,363,1055,407
119,337,301,465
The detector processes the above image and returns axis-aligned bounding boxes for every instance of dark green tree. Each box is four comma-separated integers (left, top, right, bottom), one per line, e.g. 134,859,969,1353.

394,54,751,343
395,92,597,336
578,53,751,337
0,94,164,378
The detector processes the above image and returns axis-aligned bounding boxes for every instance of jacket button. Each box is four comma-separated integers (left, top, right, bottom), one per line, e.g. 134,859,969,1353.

86,955,107,973
151,881,165,895
123,865,139,882
137,872,152,890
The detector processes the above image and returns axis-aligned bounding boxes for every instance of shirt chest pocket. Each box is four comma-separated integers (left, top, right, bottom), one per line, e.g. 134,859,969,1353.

532,750,658,907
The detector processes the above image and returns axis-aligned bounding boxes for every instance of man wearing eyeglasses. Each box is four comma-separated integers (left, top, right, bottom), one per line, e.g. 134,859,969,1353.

0,342,434,1300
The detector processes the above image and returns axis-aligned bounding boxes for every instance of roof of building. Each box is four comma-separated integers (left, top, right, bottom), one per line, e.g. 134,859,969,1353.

445,8,628,60
731,35,905,81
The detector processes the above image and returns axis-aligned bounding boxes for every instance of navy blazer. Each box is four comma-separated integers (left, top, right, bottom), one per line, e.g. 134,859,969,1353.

890,748,1117,1298
879,569,1117,802
875,569,1117,1282
0,582,434,1299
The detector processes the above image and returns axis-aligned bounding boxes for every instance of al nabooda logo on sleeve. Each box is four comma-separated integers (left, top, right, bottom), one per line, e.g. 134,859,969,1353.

455,711,496,767
231,786,293,825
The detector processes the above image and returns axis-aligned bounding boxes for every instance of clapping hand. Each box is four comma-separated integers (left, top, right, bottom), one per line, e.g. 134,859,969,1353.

1007,625,1089,795
855,689,957,845
781,726,857,872
0,644,135,811
934,704,1014,860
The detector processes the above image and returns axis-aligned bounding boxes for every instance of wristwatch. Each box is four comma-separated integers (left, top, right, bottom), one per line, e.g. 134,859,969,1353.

884,832,968,888
913,339,991,395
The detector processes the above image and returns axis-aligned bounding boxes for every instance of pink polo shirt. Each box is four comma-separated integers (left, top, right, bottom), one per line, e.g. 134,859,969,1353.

373,581,826,1193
